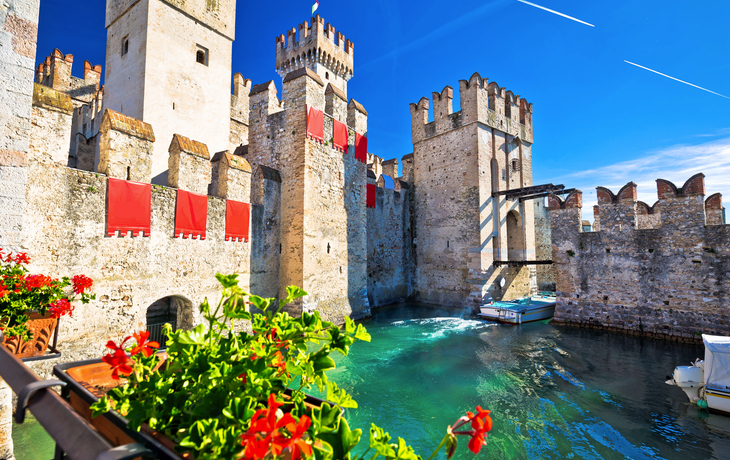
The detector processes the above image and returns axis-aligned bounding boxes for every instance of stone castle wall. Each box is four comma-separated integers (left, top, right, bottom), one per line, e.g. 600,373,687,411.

534,198,555,290
549,175,730,341
367,183,415,307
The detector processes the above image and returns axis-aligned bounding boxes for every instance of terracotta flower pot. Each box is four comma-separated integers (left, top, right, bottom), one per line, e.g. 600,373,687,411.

1,312,58,358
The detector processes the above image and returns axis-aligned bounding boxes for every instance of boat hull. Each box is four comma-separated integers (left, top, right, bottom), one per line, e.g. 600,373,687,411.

478,298,556,324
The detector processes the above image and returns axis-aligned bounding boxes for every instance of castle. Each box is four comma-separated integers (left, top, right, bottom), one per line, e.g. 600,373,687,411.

1,0,541,376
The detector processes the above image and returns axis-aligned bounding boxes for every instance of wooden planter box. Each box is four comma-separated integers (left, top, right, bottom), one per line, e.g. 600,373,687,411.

53,359,333,460
2,313,58,359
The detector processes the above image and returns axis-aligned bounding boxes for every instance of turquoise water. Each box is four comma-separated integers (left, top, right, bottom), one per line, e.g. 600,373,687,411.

313,303,730,459
13,303,730,459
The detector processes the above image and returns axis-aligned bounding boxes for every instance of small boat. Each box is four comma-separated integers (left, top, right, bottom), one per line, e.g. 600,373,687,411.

667,335,730,415
478,293,557,324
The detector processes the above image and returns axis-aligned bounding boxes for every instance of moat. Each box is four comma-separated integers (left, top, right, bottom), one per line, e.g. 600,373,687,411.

13,303,730,459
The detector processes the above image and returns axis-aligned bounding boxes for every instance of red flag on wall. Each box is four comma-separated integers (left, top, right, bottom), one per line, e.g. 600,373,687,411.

306,105,324,143
107,177,151,237
226,200,251,242
355,132,368,163
367,183,377,208
175,190,208,239
333,119,348,153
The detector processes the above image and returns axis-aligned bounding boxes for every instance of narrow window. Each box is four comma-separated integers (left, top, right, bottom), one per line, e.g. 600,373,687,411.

279,244,282,253
126,166,131,181
173,102,176,110
327,243,331,254
511,159,519,173
121,36,129,56
447,240,450,248
325,72,329,80
196,45,209,66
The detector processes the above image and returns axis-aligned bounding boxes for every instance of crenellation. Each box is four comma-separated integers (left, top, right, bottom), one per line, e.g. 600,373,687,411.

549,174,730,340
98,109,155,182
432,86,454,133
706,193,724,226
325,83,347,121
167,134,212,195
275,15,354,97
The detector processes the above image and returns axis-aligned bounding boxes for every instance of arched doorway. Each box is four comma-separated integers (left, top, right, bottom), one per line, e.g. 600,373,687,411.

146,296,193,348
506,210,523,261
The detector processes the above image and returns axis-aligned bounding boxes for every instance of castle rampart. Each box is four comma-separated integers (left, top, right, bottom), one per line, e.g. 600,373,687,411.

549,175,730,341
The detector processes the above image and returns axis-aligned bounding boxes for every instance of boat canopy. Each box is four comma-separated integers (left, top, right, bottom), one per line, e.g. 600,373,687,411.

703,335,730,388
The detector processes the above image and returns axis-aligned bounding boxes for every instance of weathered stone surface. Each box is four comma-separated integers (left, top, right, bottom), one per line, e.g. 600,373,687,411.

98,110,154,182
167,134,212,195
409,74,537,311
549,176,730,341
0,378,12,460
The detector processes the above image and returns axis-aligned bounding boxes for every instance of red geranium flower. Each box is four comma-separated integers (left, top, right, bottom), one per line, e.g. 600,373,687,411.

270,351,288,376
71,275,93,294
129,331,160,357
25,274,54,290
449,405,493,455
240,394,312,460
13,253,30,265
0,286,9,298
48,298,74,318
102,348,133,380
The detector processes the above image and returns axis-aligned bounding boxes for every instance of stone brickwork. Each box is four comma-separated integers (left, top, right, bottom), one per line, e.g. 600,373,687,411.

534,198,555,290
409,73,537,311
0,0,40,258
168,134,212,195
549,174,730,341
367,184,415,306
98,110,155,182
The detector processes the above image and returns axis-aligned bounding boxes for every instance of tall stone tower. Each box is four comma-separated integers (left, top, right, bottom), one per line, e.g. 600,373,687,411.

409,73,537,307
246,16,368,322
275,15,354,98
104,0,236,183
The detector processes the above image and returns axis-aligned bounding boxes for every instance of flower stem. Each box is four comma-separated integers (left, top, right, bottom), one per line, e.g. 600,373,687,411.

426,435,449,460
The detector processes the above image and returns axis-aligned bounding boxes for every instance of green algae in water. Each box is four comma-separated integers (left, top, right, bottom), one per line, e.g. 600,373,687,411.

12,413,55,460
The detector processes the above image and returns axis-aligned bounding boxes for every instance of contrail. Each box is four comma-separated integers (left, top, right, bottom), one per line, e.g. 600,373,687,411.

517,0,594,27
624,60,729,99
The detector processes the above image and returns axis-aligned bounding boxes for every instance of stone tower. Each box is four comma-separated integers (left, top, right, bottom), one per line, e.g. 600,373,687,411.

275,15,354,98
409,73,537,307
104,0,236,183
245,16,368,322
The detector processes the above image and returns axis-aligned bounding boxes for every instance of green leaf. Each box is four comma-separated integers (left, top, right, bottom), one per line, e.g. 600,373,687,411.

326,381,358,409
369,424,395,457
394,437,422,460
345,317,356,334
280,285,308,307
175,324,206,345
354,324,371,342
311,354,336,374
215,273,240,289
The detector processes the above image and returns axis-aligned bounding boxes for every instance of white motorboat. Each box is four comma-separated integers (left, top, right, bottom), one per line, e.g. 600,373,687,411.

478,293,557,325
667,334,730,414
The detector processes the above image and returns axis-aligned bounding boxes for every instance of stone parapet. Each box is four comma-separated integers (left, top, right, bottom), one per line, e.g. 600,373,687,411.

211,151,252,202
549,174,730,339
98,110,154,182
168,134,212,195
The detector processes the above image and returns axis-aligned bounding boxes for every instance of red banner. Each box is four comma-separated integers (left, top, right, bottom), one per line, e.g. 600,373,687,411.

306,106,324,143
333,119,348,153
226,200,251,242
107,178,151,237
175,190,208,239
367,183,377,208
355,133,368,163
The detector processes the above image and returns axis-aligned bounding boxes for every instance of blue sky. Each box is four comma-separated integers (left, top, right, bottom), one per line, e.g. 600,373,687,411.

36,0,730,218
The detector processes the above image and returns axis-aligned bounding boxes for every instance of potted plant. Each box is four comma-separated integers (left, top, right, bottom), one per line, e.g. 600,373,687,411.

55,274,492,459
0,248,95,358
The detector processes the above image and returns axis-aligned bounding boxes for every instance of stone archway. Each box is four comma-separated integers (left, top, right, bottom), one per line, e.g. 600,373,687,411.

145,296,193,347
506,210,524,261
